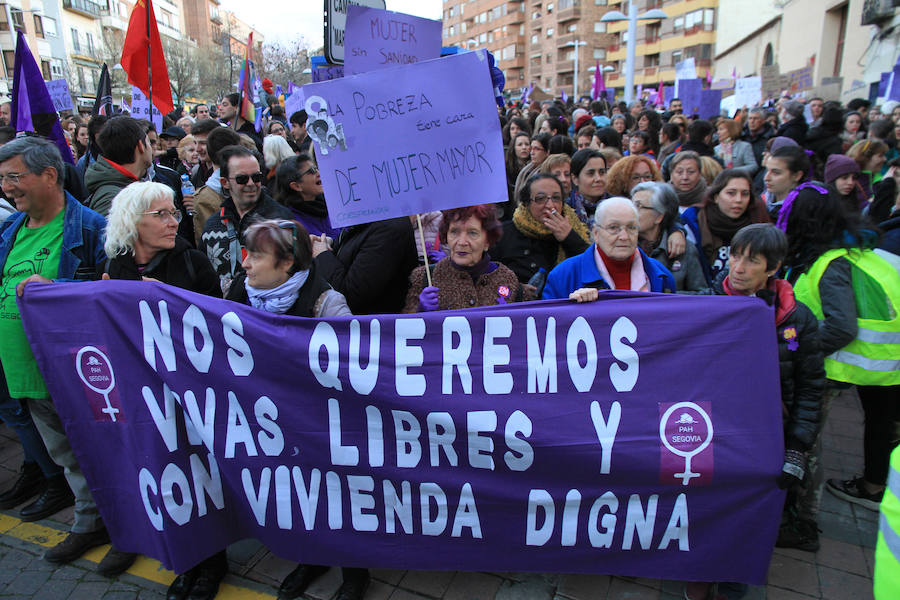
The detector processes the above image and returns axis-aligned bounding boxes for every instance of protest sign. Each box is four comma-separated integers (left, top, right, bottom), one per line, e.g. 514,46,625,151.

710,79,734,92
676,79,703,116
46,79,73,112
284,82,306,119
131,86,162,131
733,76,761,108
325,0,387,64
301,51,506,227
719,95,737,119
675,58,696,80
344,6,441,76
21,281,784,582
312,63,345,83
760,64,784,99
887,67,900,102
698,90,722,119
880,72,891,98
664,86,674,105
786,66,814,94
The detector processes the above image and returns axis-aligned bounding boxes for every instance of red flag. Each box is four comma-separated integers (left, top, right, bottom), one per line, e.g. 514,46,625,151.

121,0,174,116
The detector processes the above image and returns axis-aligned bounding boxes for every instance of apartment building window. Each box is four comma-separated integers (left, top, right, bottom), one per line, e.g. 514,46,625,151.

70,28,81,53
593,49,605,59
33,15,44,38
833,3,848,77
564,50,575,60
461,22,466,33
0,5,8,31
567,24,576,33
41,60,50,80
671,49,682,66
448,25,455,35
645,53,659,68
545,77,553,88
51,58,64,78
9,7,23,32
546,53,553,63
594,22,606,33
531,34,538,44
502,44,516,60
559,0,574,8
595,0,607,4
532,11,541,19
86,32,95,55
546,27,554,37
479,32,487,42
488,32,493,43
673,16,683,32
3,50,15,77
43,16,57,36
646,23,660,43
547,3,553,12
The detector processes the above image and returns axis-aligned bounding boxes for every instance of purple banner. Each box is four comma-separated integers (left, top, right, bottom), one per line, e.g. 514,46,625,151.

302,51,506,227
344,6,441,76
20,282,785,583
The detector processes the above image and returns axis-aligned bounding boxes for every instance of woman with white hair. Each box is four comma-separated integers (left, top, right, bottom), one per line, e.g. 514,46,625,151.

101,181,220,297
542,196,676,299
263,134,297,192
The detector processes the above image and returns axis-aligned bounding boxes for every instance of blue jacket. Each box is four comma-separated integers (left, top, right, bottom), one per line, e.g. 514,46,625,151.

0,193,106,282
542,244,676,299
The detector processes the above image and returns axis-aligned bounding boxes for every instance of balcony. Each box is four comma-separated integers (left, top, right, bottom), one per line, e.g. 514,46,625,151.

210,13,222,24
556,32,576,48
556,60,574,73
557,5,580,23
64,0,102,18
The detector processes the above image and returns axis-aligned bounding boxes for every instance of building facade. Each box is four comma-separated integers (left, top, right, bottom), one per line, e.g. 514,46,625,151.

715,0,876,103
603,0,718,92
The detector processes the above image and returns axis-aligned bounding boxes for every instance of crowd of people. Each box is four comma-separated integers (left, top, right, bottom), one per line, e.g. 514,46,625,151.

0,85,898,600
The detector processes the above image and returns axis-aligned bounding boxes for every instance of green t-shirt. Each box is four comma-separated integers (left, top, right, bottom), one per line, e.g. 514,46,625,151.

0,210,65,398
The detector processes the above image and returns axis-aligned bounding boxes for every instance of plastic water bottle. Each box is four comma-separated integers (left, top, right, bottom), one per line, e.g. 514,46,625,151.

527,267,547,296
180,173,194,216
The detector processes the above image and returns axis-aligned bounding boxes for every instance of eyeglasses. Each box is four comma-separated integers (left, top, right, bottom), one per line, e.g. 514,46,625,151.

630,173,655,183
299,165,318,178
599,223,639,236
277,220,299,257
230,172,263,185
530,194,563,205
0,172,28,184
143,209,182,223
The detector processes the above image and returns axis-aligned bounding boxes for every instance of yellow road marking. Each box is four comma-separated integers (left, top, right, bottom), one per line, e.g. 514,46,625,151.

0,512,275,599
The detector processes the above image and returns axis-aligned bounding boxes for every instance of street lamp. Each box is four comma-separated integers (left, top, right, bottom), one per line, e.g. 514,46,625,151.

564,40,587,100
600,1,668,104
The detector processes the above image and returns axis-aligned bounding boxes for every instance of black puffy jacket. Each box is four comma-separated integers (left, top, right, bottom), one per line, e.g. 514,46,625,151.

718,276,825,450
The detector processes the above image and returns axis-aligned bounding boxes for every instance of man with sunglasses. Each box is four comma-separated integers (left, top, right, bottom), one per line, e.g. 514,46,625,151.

199,145,291,295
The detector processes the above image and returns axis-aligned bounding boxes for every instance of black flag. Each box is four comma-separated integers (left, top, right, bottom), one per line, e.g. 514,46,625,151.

92,63,114,116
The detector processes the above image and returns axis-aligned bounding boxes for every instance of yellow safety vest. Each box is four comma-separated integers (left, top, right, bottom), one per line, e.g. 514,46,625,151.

792,248,900,386
875,447,900,599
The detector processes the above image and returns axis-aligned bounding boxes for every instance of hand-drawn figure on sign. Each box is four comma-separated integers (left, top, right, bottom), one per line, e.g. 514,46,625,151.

305,95,347,156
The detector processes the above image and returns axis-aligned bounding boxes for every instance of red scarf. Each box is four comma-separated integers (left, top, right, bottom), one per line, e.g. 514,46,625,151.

597,246,635,290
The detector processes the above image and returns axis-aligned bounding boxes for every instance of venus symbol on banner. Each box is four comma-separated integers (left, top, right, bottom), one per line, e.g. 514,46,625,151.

659,402,713,485
75,346,119,422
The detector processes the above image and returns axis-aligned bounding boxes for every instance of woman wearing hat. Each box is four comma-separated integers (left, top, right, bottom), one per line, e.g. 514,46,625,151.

824,154,863,214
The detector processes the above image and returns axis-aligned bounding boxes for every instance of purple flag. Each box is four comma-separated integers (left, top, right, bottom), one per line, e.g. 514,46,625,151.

20,281,785,582
656,81,665,107
591,61,603,100
10,31,74,164
561,89,568,103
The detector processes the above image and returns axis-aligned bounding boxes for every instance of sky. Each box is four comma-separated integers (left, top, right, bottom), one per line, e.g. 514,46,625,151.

217,0,443,48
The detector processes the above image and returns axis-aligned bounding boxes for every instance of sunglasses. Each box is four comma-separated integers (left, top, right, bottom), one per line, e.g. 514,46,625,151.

299,165,318,178
230,172,263,185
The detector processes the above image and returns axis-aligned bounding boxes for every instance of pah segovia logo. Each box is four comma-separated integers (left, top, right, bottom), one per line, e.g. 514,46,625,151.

74,345,124,423
659,402,713,486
